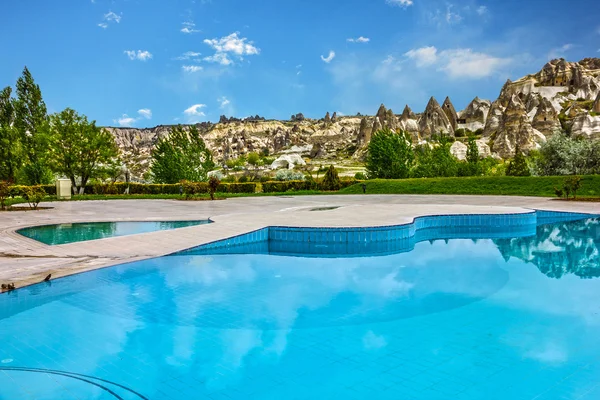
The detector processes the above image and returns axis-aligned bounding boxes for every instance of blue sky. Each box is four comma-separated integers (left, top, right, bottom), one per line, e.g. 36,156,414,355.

1,0,599,127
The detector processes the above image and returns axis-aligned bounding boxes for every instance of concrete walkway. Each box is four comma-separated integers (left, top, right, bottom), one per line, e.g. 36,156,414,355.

0,195,598,288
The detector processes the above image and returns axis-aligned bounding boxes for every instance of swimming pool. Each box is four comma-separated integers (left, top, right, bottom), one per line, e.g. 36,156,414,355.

17,220,211,245
1,211,599,399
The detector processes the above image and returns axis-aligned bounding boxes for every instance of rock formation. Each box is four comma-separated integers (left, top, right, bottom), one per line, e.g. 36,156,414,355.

357,117,371,146
492,95,543,157
399,105,419,141
450,141,468,161
459,97,491,131
418,97,453,138
571,113,600,140
442,97,458,130
270,154,306,169
105,57,600,178
532,97,561,137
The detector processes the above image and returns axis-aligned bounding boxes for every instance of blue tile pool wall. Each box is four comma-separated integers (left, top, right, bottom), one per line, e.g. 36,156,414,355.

177,211,598,257
178,212,548,256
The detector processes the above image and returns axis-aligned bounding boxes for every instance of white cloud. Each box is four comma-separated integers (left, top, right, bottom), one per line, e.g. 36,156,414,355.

181,21,200,34
404,46,438,66
445,5,462,24
184,104,207,122
182,65,203,73
113,109,152,126
115,115,136,127
548,44,573,60
438,49,512,79
104,11,122,23
476,5,488,16
175,51,202,61
124,50,152,61
204,52,233,66
138,109,152,119
386,0,413,7
203,32,260,65
404,46,511,79
218,97,230,109
321,51,336,63
98,11,121,29
347,36,370,43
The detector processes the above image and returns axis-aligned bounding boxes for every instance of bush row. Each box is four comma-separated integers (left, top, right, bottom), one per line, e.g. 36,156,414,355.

7,179,360,198
261,179,359,193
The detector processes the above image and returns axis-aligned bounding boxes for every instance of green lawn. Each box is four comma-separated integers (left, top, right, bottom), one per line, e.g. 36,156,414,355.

4,176,600,209
340,176,600,197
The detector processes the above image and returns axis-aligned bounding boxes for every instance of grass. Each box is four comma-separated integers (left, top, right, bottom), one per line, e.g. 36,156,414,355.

3,190,325,208
340,176,600,197
4,176,600,209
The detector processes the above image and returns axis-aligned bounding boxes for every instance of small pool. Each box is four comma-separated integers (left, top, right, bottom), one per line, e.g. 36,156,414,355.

17,220,211,245
2,211,600,399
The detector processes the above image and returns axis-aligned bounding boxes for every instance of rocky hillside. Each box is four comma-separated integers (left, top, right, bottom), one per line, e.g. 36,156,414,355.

107,57,600,177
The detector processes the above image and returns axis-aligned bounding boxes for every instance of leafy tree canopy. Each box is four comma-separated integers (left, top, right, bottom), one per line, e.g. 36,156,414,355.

151,125,215,183
366,128,414,179
45,108,120,193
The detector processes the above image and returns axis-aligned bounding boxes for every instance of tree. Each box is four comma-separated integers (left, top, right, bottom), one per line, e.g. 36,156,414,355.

151,125,215,183
13,67,50,184
0,86,22,182
208,176,220,200
366,129,414,179
411,135,458,178
247,152,260,167
466,136,479,164
321,165,341,191
536,133,600,176
45,108,120,194
506,144,531,176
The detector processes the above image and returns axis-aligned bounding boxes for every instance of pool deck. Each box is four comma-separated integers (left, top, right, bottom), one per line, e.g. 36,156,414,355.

0,195,598,289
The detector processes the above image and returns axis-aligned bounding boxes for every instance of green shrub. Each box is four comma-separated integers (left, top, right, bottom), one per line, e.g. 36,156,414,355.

321,165,341,191
222,183,256,193
181,180,208,199
354,172,367,180
506,146,531,176
262,180,312,193
208,176,220,200
563,176,582,199
21,185,46,210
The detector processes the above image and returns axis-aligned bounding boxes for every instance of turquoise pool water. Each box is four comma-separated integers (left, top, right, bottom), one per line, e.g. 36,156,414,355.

17,220,211,245
1,212,600,399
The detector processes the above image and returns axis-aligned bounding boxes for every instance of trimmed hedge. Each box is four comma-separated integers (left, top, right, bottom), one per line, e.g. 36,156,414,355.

339,176,600,197
262,179,359,193
217,183,257,193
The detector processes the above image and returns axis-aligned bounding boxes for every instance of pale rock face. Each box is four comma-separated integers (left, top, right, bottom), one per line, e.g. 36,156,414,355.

418,97,454,138
532,97,561,137
399,105,420,141
270,154,306,170
594,92,600,114
356,117,371,146
442,97,459,130
571,113,600,140
482,101,505,138
450,141,468,160
459,97,491,126
493,95,542,158
475,139,492,158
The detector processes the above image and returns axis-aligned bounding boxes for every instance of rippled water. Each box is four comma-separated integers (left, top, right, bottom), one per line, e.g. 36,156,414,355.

1,215,599,399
